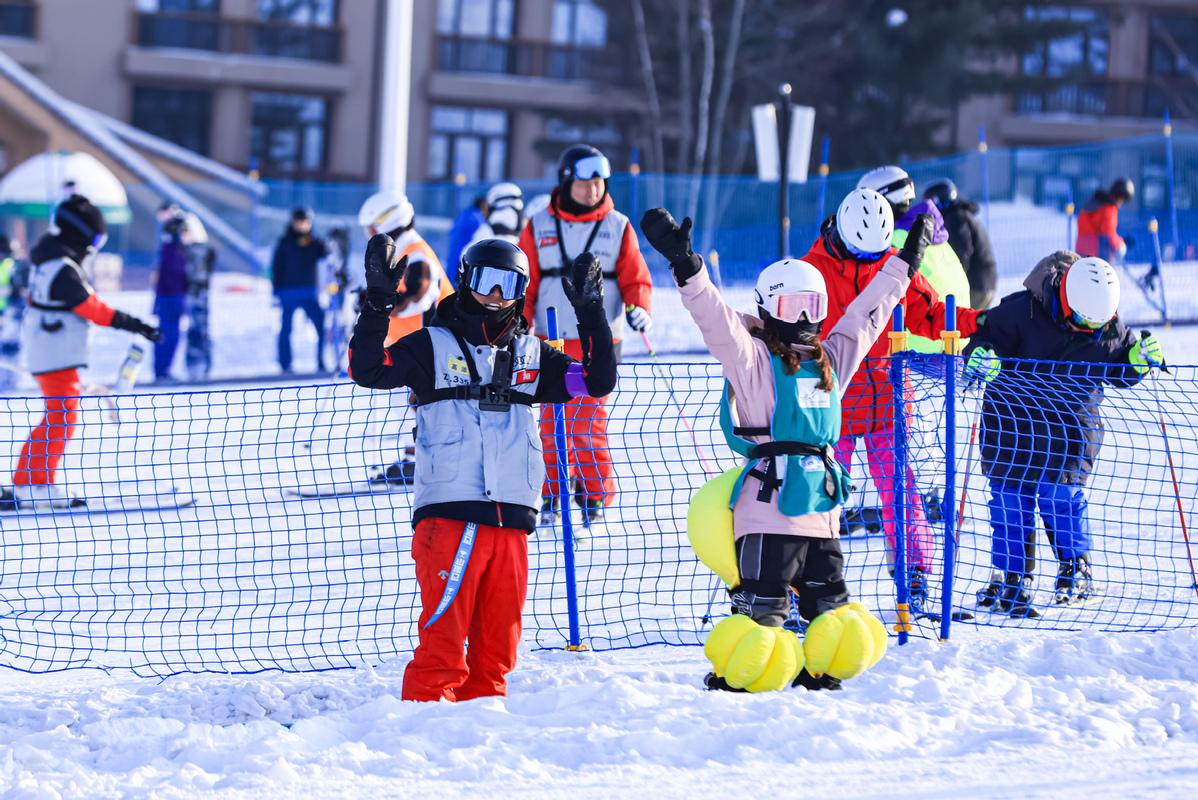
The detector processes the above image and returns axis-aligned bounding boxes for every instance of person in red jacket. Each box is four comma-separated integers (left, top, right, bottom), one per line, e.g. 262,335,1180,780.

6,195,159,509
518,144,653,525
802,188,981,608
1076,178,1134,261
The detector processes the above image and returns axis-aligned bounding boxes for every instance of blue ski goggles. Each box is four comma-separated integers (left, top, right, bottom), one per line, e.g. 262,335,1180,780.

844,239,887,262
467,266,527,300
570,154,611,181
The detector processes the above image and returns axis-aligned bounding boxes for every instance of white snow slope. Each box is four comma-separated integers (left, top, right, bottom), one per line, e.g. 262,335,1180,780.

2,626,1197,799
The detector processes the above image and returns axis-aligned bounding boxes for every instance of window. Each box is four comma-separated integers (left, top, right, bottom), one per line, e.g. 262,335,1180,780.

437,0,514,38
250,92,329,176
541,116,621,177
132,86,213,156
1018,6,1109,115
551,0,607,47
135,0,218,12
257,0,337,25
428,106,508,183
0,1,37,39
1150,15,1198,77
136,0,220,51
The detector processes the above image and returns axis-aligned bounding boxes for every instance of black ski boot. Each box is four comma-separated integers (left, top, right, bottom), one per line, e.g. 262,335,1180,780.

704,672,747,692
539,496,560,527
1055,556,1094,606
976,571,1004,609
370,460,414,486
995,573,1040,618
908,568,930,616
792,668,843,691
581,498,605,527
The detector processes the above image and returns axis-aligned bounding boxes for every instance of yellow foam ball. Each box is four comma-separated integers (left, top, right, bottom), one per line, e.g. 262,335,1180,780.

724,625,776,689
703,614,757,676
687,467,743,586
803,604,888,681
745,628,802,693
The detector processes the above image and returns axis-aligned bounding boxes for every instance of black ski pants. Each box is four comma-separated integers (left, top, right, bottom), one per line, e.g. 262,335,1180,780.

730,533,851,627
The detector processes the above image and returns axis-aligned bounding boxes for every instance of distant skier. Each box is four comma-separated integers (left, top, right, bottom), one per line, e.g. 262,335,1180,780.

1076,178,1134,263
801,188,982,612
924,179,998,310
469,182,525,246
349,237,616,701
153,208,189,382
963,252,1160,616
641,206,932,691
6,195,159,508
182,213,215,382
272,207,329,374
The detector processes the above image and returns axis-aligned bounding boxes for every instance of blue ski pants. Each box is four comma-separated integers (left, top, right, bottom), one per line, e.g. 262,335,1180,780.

276,288,326,373
988,480,1091,576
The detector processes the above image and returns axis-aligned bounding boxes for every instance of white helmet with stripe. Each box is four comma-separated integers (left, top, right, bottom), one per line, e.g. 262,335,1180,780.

485,182,523,212
856,165,916,208
1063,256,1120,328
358,191,414,235
836,188,894,258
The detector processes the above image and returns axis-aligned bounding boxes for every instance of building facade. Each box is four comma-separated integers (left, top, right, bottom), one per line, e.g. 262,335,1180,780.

960,0,1198,149
0,0,638,185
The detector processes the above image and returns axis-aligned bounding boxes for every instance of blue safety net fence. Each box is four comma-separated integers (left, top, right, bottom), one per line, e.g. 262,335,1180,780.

1,355,1195,677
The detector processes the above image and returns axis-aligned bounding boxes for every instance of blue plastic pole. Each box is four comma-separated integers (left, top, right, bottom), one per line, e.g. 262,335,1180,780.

1164,110,1180,256
815,136,831,225
1149,217,1170,322
889,305,911,646
1066,186,1075,251
248,158,260,267
978,126,990,231
629,145,641,232
547,307,583,649
940,295,958,641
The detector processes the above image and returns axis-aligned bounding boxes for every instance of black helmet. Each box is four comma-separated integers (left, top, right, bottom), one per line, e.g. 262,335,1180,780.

557,144,611,189
1109,177,1134,202
291,205,314,222
54,194,107,254
923,178,958,209
459,238,530,300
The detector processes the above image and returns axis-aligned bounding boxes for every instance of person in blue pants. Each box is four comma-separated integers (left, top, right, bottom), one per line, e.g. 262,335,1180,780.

153,210,189,381
271,207,329,373
963,251,1163,616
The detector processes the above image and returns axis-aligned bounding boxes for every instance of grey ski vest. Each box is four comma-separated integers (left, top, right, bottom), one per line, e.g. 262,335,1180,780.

21,256,91,375
413,326,545,513
529,206,628,340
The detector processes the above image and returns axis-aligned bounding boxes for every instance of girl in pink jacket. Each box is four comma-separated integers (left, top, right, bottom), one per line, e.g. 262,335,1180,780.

641,208,932,691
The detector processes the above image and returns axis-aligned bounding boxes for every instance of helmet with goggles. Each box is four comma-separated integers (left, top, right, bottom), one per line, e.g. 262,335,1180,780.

459,239,530,302
557,144,612,187
755,258,828,325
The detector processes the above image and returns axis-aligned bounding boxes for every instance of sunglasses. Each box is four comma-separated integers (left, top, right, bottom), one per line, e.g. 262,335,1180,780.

765,291,827,324
570,155,612,181
468,266,527,301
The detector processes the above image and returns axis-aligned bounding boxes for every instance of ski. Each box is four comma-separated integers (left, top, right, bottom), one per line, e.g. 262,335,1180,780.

0,487,195,516
286,482,411,500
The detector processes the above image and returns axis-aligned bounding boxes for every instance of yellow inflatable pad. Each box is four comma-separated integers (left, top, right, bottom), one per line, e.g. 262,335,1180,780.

687,467,742,587
704,614,805,692
803,602,888,680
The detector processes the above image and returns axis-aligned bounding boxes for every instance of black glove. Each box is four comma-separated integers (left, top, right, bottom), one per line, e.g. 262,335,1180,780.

363,233,406,313
111,310,161,343
562,252,604,311
898,213,933,278
640,208,702,286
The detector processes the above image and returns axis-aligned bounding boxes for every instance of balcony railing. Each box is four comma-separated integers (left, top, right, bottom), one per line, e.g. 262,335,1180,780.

436,35,616,83
1016,77,1198,120
132,11,343,64
0,0,36,39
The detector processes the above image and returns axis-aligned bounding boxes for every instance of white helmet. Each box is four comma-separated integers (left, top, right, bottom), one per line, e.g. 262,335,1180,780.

754,258,829,324
486,182,523,212
525,193,551,218
182,212,208,245
358,190,414,234
1063,256,1120,328
856,165,915,207
836,188,894,257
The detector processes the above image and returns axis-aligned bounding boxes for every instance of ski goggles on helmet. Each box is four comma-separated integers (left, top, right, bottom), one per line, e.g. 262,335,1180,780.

570,154,612,181
1067,309,1104,331
467,266,527,301
764,291,828,324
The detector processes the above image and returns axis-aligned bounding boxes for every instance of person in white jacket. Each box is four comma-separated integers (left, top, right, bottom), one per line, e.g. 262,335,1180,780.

469,182,525,246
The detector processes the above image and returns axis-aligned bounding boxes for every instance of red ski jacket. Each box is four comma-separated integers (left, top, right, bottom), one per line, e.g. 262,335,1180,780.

801,228,981,437
1075,194,1125,259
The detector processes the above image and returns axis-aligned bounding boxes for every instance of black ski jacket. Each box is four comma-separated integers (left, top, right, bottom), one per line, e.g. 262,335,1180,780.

941,199,997,304
965,251,1143,487
348,293,617,531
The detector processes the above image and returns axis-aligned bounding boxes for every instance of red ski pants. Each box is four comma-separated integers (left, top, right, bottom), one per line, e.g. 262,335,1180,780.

14,368,80,486
402,517,529,702
539,393,615,503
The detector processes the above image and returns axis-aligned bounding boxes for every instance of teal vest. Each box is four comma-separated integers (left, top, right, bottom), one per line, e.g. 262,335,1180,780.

719,357,852,516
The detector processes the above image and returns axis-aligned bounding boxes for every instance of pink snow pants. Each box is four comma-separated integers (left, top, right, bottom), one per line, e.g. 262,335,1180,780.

834,430,934,573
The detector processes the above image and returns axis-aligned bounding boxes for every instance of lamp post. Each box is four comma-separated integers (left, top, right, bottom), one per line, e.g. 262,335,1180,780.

777,82,793,258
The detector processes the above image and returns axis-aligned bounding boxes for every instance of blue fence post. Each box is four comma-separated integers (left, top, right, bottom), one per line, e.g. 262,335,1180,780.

629,145,641,232
1163,110,1180,257
1065,187,1075,252
978,126,991,231
1149,217,1170,323
889,305,911,645
248,158,260,267
939,295,960,641
815,136,831,225
547,307,584,650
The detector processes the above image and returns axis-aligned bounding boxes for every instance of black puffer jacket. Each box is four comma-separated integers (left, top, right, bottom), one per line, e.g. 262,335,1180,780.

941,199,997,304
965,251,1143,486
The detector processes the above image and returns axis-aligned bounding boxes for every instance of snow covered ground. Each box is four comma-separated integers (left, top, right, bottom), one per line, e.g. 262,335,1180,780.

2,626,1197,799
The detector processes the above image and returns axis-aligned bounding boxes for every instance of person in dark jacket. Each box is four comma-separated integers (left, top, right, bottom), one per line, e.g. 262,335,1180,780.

445,194,487,284
153,209,190,381
349,236,616,702
924,179,998,309
1076,178,1134,262
272,207,329,373
963,251,1163,617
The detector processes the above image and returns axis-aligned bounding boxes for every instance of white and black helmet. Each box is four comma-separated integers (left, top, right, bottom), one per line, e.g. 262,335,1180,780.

857,165,916,209
358,190,415,235
836,188,894,259
1062,256,1120,329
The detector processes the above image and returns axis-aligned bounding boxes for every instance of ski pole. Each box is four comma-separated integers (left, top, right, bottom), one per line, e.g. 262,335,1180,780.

1141,332,1198,594
634,324,718,477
